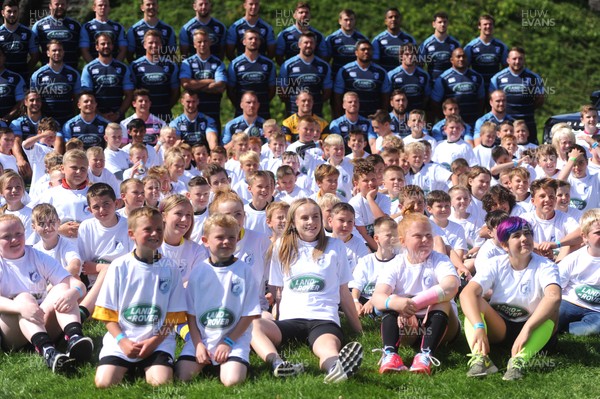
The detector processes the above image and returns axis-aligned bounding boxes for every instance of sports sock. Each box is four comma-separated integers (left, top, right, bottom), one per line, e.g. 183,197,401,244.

420,310,448,354
464,313,487,352
63,322,84,339
31,332,54,355
517,319,555,363
381,311,400,352
79,306,90,323
322,356,338,373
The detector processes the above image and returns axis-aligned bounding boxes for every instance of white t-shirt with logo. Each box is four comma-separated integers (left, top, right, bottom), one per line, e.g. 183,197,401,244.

350,253,393,299
181,258,261,364
34,235,81,272
521,210,579,243
0,246,70,303
472,253,560,322
559,246,600,312
269,237,352,325
95,253,187,362
376,251,459,317
160,239,207,283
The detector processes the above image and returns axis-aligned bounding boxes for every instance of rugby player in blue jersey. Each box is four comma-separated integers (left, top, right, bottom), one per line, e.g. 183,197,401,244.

279,32,331,117
275,2,327,66
126,0,177,62
431,47,485,131
80,0,127,63
490,47,544,144
180,0,226,60
81,33,133,122
180,27,226,133
324,9,368,77
371,8,416,72
32,0,81,70
0,0,39,82
419,12,461,82
333,40,391,119
226,0,275,60
227,29,275,119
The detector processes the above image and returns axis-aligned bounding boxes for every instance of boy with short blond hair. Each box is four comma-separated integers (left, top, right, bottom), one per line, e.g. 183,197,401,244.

316,192,341,234
534,144,559,179
103,123,130,180
323,134,353,199
123,143,149,180
380,147,400,167
473,121,497,170
432,115,476,170
369,109,394,154
426,190,468,260
507,166,534,212
382,165,405,217
232,150,261,201
261,131,286,172
345,129,369,161
403,109,436,150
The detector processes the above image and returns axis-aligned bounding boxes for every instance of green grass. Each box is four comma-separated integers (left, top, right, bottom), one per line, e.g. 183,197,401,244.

1,316,599,398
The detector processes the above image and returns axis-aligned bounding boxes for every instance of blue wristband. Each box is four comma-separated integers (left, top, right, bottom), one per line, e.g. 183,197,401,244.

592,142,599,149
474,322,485,330
555,240,561,249
116,333,126,344
223,336,235,347
74,286,84,298
385,296,392,310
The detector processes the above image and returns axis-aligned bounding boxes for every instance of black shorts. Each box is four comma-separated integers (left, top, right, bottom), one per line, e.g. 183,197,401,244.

99,351,174,371
176,355,249,368
275,319,344,349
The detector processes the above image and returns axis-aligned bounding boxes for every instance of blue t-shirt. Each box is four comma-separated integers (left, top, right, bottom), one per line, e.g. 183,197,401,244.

126,19,177,59
80,18,127,59
489,67,544,125
222,115,265,145
226,17,275,58
371,30,416,71
0,24,38,81
464,37,509,86
431,67,485,126
32,16,81,70
334,61,391,118
179,54,226,120
179,17,226,58
0,68,24,118
227,54,276,119
130,56,179,117
388,66,431,112
418,34,461,81
275,25,327,61
61,114,109,149
81,58,133,113
325,29,368,75
30,64,81,125
279,55,331,116
169,112,218,146
330,115,375,141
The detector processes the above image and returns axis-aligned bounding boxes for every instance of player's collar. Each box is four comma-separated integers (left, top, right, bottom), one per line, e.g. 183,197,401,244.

209,256,237,267
61,178,88,190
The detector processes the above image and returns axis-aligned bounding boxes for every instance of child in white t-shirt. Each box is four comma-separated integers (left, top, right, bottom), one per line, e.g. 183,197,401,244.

231,151,260,202
275,165,309,203
427,190,468,260
372,213,460,375
32,203,81,276
103,123,130,181
260,132,286,173
244,171,274,235
405,142,452,196
0,214,92,373
22,117,58,187
0,171,34,242
350,216,396,317
117,178,145,218
250,198,363,382
87,146,121,196
329,202,370,273
187,176,211,242
432,115,476,170
93,207,187,388
558,209,600,336
175,214,261,385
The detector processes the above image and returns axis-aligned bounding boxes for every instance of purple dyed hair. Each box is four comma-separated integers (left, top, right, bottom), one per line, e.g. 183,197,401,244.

496,216,533,243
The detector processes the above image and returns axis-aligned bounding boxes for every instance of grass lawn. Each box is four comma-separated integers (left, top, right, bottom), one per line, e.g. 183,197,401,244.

1,315,599,399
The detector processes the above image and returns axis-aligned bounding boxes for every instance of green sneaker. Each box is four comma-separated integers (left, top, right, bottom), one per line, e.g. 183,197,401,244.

503,357,525,381
467,353,498,377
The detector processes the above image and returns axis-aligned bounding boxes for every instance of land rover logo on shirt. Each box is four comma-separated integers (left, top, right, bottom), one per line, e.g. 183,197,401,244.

96,75,118,85
143,73,168,84
242,72,266,82
492,303,528,319
363,282,375,296
478,54,497,64
575,285,600,304
47,30,72,41
289,275,325,292
339,45,355,55
570,198,586,210
123,304,161,326
200,307,234,329
353,79,376,90
194,71,213,80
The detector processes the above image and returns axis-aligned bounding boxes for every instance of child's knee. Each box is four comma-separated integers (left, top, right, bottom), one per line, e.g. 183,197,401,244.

220,373,245,387
145,367,173,386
